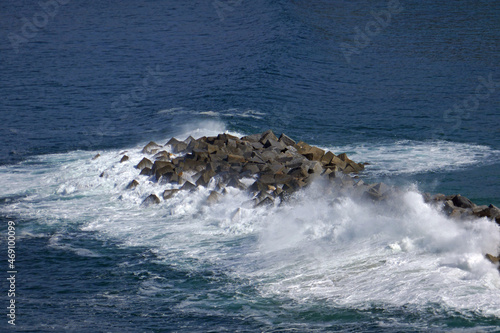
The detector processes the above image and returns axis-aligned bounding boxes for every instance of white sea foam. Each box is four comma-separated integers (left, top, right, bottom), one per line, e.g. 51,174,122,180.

325,140,500,176
1,125,499,317
175,120,242,141
157,107,191,115
158,107,265,119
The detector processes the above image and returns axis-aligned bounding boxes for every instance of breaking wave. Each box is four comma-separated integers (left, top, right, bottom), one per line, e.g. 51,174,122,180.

1,122,499,321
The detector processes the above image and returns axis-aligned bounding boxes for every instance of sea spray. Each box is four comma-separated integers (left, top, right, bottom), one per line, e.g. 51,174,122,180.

250,183,500,314
1,131,500,321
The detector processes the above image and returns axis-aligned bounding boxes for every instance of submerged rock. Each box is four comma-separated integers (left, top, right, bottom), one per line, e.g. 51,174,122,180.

125,179,139,190
206,190,222,205
162,189,179,200
485,254,500,272
255,196,274,207
141,194,160,206
136,157,153,170
142,141,162,154
180,181,196,191
140,167,152,176
486,253,499,264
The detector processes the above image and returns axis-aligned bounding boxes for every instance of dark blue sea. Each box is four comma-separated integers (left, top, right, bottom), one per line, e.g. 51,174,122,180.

1,0,499,331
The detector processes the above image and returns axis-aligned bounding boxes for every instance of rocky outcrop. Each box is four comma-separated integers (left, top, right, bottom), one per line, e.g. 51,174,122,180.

424,194,500,269
425,194,500,223
127,130,374,207
110,130,497,226
111,131,498,220
101,129,500,270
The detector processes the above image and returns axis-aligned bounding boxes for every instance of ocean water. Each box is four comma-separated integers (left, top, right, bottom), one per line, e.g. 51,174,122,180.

1,0,499,331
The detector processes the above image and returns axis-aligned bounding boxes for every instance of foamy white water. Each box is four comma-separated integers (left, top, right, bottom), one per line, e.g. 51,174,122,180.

158,107,266,120
326,140,500,176
1,126,500,319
